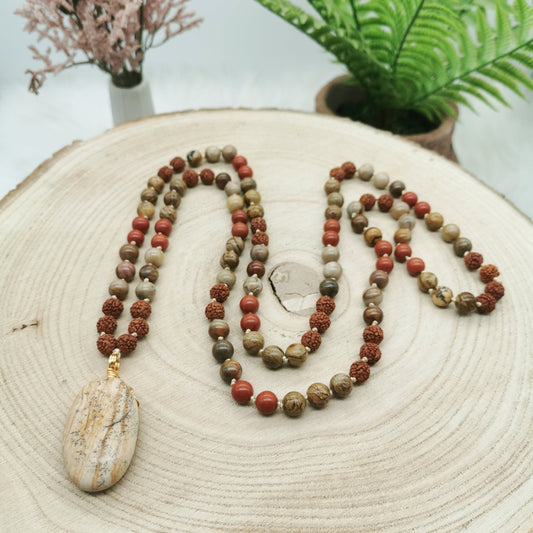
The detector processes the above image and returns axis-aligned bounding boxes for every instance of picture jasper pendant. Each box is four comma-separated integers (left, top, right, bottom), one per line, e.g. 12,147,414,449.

63,355,139,492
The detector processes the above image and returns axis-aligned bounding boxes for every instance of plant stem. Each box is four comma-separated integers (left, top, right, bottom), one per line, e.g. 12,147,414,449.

349,0,360,31
391,0,425,73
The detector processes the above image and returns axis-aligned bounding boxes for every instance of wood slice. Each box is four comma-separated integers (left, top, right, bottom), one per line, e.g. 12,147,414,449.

0,110,531,532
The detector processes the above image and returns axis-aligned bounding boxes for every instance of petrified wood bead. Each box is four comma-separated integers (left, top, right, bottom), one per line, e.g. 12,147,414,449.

63,377,139,492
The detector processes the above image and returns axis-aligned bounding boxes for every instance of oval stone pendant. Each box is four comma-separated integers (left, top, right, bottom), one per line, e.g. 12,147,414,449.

63,376,139,492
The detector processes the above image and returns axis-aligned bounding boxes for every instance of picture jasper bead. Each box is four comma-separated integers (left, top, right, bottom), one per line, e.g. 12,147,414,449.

453,237,472,257
186,149,202,167
159,205,177,224
442,223,460,242
261,345,285,369
208,319,230,340
324,178,341,194
227,194,244,212
425,212,444,231
109,279,129,300
147,176,165,193
320,279,339,298
212,339,234,363
220,250,239,270
363,306,383,325
330,374,353,398
394,228,412,244
417,272,438,292
306,383,331,409
327,192,344,207
169,177,187,196
164,190,181,207
140,187,158,204
325,205,342,220
285,343,308,367
369,270,389,289
216,269,236,289
247,204,264,219
244,189,261,205
243,331,264,355
145,247,164,267
364,227,382,246
351,214,368,233
455,292,477,315
139,264,158,283
282,392,306,418
219,360,242,383
226,236,245,255
240,177,257,193
431,286,453,307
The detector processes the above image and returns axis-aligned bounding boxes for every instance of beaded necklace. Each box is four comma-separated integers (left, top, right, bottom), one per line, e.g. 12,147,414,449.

62,145,503,492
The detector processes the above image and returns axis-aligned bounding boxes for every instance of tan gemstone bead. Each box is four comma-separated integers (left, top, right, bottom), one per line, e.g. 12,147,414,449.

119,243,139,262
240,178,257,193
250,244,269,262
325,205,342,220
351,214,368,234
244,189,261,205
243,331,264,355
417,272,438,292
285,343,308,367
160,205,177,224
364,227,382,246
322,245,340,263
227,194,244,212
247,204,264,219
145,247,164,267
330,374,353,398
208,319,230,340
216,269,236,289
226,236,245,255
363,306,383,325
243,276,263,296
425,212,444,231
431,286,453,307
442,224,460,242
169,178,187,196
147,176,165,193
398,213,416,230
323,261,342,279
390,200,410,220
358,163,374,181
220,250,239,270
140,188,158,204
369,270,389,289
372,171,389,189
453,237,472,257
135,280,156,301
363,287,383,306
306,383,331,409
394,228,412,244
262,345,284,369
327,192,344,207
109,279,129,300
219,360,242,383
282,392,306,418
455,292,477,315
324,178,341,194
137,200,155,219
205,145,221,163
164,190,181,207
225,182,241,197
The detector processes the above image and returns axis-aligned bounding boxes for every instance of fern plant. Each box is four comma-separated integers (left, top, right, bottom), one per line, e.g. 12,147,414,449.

253,0,533,134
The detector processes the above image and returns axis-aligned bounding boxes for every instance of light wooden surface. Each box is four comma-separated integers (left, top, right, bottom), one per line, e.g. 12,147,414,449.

0,110,531,532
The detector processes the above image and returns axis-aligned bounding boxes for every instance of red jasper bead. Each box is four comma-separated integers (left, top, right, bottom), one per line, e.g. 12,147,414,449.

414,201,431,218
374,240,392,257
322,230,340,246
407,257,425,276
127,229,144,246
151,234,169,251
232,155,247,170
238,165,253,179
255,391,278,415
376,256,394,273
394,243,412,262
240,313,260,331
324,219,341,233
402,192,418,207
231,381,254,404
231,209,248,224
232,222,249,239
132,216,149,233
240,295,259,313
154,218,172,236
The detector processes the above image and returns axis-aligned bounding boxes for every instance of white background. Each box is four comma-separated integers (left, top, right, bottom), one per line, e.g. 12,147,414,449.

1,0,532,218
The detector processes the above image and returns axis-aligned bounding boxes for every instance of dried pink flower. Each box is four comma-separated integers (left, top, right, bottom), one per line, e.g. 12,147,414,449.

15,0,202,93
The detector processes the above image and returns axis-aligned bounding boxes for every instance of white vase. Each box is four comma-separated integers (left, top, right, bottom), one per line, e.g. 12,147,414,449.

108,77,155,126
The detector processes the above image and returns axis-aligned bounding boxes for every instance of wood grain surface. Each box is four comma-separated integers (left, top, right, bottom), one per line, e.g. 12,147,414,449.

0,110,531,532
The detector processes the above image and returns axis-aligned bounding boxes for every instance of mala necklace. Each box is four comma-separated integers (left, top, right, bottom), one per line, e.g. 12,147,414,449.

63,146,504,492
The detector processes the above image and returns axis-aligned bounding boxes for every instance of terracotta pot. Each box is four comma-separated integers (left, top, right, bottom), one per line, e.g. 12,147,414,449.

316,75,458,162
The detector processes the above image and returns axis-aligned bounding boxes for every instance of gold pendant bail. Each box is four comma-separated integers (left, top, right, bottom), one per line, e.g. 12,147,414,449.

107,349,121,378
